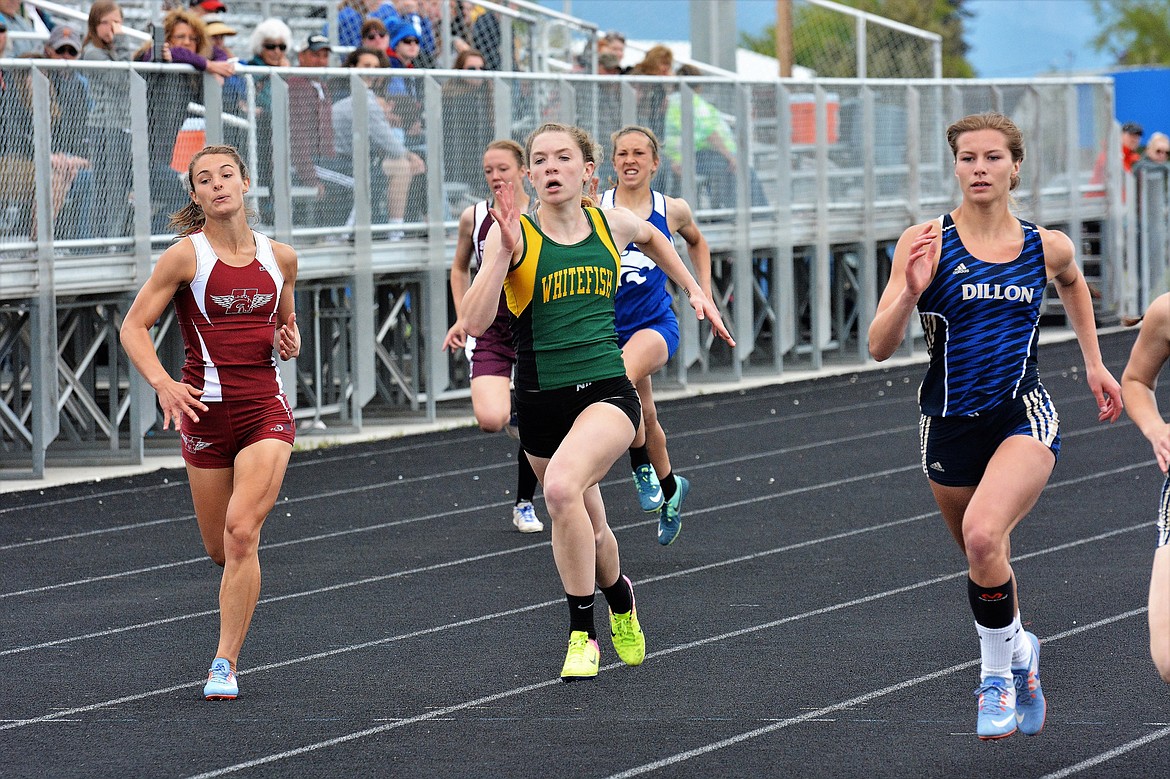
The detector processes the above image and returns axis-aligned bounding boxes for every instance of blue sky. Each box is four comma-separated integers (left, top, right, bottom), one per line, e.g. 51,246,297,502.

545,0,1117,78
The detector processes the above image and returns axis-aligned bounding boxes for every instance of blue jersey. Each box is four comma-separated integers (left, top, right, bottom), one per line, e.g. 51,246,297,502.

601,188,677,335
916,214,1048,417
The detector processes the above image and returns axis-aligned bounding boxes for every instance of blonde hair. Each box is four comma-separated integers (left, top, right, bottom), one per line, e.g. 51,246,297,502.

485,138,525,168
632,44,673,76
169,145,252,236
946,112,1025,191
524,123,599,209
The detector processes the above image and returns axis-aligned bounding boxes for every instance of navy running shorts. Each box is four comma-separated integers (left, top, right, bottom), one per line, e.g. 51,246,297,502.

919,385,1060,487
1158,475,1170,549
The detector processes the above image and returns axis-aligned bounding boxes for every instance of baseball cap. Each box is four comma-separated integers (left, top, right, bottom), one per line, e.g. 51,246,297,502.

1123,122,1144,136
301,33,331,53
48,25,82,52
190,0,227,12
204,18,237,38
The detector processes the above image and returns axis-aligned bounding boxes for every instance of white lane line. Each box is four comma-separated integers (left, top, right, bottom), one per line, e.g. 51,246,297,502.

1038,725,1170,778
0,396,914,550
603,609,1149,779
0,519,1147,736
1,460,1147,656
0,506,929,657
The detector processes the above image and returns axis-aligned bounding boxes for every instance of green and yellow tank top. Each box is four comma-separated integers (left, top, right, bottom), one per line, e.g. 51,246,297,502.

506,206,626,390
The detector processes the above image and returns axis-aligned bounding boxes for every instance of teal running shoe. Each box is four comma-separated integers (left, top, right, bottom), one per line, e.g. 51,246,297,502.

657,475,688,546
632,464,663,512
1012,631,1046,735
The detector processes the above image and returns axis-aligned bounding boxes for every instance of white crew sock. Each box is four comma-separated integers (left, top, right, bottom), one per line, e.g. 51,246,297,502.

976,620,1016,680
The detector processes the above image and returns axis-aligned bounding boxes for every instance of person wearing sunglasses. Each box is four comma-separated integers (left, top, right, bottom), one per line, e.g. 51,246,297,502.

42,25,94,240
386,20,423,97
360,17,390,56
330,0,400,49
243,18,293,224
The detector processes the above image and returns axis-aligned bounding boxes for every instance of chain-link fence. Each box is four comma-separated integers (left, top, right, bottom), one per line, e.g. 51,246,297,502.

0,53,1120,476
781,0,941,79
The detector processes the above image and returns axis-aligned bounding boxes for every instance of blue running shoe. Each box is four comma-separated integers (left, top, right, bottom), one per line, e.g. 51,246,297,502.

203,657,238,701
632,464,663,513
974,675,1016,740
657,475,689,546
1012,631,1046,735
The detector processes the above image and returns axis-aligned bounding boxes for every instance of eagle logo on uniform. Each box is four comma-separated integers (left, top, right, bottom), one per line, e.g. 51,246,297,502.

211,288,275,314
181,433,212,453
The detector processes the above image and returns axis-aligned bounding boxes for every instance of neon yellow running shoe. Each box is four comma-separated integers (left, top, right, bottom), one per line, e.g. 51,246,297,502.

609,609,645,666
608,575,645,666
560,630,600,682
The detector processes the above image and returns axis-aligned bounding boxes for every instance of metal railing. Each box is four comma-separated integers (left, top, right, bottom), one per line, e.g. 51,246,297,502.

0,58,1120,477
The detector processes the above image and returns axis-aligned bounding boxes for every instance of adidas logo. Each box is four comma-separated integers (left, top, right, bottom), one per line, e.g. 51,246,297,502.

952,263,970,275
929,461,945,472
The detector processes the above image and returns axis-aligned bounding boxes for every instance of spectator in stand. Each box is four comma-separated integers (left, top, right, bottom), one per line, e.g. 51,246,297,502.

288,34,335,204
188,0,228,17
1135,132,1170,175
598,51,623,76
43,25,94,240
0,53,89,242
332,0,400,49
576,29,626,72
470,5,501,71
631,44,674,140
0,0,51,57
1132,132,1170,293
204,16,236,61
441,49,492,194
205,17,245,113
387,20,427,219
0,53,37,238
387,20,423,96
664,63,767,207
1091,120,1144,196
82,0,136,239
330,47,426,231
1122,122,1145,173
244,18,293,223
421,0,473,65
396,0,436,68
360,16,390,57
134,7,236,233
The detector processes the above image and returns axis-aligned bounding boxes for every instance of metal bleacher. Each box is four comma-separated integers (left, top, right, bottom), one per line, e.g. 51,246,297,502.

0,2,1129,478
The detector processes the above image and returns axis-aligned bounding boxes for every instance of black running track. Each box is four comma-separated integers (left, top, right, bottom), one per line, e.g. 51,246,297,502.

2,329,1168,779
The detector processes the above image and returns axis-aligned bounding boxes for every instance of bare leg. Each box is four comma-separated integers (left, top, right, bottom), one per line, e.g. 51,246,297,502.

529,404,635,595
382,156,411,222
1151,545,1170,683
621,329,668,451
189,439,292,669
469,374,511,433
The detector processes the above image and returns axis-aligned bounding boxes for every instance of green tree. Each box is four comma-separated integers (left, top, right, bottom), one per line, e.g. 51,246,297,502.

741,0,974,78
1090,0,1170,67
